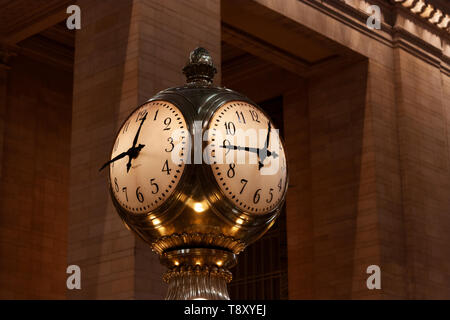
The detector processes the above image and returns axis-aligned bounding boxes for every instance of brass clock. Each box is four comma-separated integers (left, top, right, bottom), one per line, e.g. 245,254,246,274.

100,47,289,300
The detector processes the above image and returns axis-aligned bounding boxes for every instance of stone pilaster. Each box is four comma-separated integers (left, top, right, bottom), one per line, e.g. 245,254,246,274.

68,0,220,299
0,44,18,180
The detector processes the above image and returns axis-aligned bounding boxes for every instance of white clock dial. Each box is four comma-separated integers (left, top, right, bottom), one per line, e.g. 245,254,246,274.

207,101,287,215
109,101,188,213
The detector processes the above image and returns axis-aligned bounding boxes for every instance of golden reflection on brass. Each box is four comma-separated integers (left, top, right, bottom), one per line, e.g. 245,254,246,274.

193,202,205,212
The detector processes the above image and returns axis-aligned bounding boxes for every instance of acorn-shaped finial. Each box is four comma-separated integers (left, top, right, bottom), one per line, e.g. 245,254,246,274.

182,47,217,86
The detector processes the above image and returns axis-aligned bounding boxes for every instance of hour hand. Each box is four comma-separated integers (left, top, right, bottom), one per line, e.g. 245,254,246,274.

220,144,238,151
99,150,129,171
126,143,145,173
126,159,132,173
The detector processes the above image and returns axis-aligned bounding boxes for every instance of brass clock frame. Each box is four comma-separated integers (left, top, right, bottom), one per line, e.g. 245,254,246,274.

109,88,288,250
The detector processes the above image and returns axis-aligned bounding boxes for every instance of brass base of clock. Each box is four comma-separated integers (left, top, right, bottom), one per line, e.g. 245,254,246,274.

152,233,246,255
160,248,237,300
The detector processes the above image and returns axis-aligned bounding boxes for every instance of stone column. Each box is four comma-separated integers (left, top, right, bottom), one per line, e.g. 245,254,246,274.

392,47,450,299
0,45,17,180
68,0,220,299
258,0,450,299
0,62,6,181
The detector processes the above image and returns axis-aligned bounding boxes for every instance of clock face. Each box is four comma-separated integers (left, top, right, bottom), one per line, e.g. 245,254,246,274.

206,101,288,215
109,101,188,213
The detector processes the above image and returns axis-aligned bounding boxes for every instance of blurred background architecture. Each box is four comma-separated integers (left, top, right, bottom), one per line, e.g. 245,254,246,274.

0,0,449,299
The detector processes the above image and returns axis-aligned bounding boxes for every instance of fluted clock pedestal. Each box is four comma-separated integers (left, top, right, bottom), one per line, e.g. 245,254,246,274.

161,248,236,300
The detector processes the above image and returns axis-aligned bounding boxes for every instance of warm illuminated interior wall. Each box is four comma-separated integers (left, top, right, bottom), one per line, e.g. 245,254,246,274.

0,55,72,299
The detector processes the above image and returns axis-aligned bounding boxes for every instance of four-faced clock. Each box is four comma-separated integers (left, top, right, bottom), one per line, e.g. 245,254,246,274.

206,101,288,215
100,101,188,213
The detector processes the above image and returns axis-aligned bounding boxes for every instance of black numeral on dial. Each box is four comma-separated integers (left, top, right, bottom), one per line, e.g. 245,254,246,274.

253,188,261,204
136,110,147,122
223,139,231,155
236,111,246,124
224,122,236,135
114,177,119,192
150,178,159,194
266,188,274,203
136,187,144,203
163,117,171,130
240,179,248,194
227,163,235,178
165,137,174,152
162,160,171,175
122,187,128,202
249,110,260,122
122,120,130,133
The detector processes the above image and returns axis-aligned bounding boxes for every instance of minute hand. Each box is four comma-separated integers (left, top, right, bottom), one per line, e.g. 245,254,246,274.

126,112,148,172
263,121,271,150
132,112,147,148
220,144,278,157
99,150,130,171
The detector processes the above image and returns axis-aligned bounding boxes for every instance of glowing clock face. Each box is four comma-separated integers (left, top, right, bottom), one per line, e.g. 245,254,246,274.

108,101,188,213
206,101,288,215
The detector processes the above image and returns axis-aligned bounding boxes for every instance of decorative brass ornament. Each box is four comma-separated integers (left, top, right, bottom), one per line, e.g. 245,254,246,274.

102,47,289,300
151,233,246,255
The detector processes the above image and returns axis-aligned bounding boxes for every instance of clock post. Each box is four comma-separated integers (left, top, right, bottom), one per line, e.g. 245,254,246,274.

101,47,289,300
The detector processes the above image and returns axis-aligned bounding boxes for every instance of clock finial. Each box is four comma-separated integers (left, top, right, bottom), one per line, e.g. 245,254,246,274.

182,47,217,86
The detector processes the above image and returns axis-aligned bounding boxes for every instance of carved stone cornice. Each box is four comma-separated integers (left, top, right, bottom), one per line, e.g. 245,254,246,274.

391,0,450,33
301,0,450,74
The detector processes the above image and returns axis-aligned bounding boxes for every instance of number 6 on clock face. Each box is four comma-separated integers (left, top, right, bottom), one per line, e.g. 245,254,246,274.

207,101,288,215
109,101,188,213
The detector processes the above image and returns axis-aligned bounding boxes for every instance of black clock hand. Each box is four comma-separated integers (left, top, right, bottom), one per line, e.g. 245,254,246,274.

221,144,264,170
132,112,147,149
220,141,279,170
126,143,145,173
99,150,130,171
126,156,132,173
258,121,271,169
264,121,271,150
220,144,278,156
99,143,146,172
221,144,259,154
268,150,279,158
124,112,148,173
